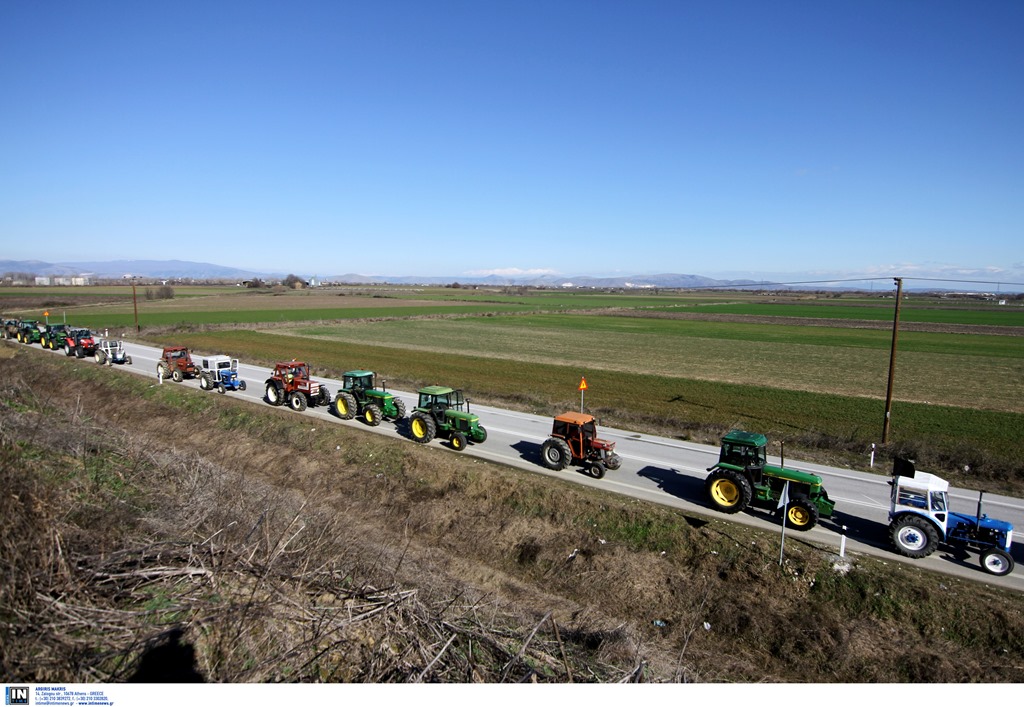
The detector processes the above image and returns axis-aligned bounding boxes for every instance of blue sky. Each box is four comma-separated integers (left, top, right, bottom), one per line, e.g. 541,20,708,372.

1,0,1022,283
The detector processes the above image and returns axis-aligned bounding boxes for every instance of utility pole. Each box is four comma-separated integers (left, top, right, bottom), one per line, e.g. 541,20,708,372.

131,278,140,334
882,277,903,444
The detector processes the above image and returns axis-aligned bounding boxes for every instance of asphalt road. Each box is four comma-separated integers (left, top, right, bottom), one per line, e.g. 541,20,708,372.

29,338,1024,592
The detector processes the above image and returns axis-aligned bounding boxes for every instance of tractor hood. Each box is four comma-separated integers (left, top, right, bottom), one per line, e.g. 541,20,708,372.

948,512,1014,534
592,438,616,451
447,410,478,424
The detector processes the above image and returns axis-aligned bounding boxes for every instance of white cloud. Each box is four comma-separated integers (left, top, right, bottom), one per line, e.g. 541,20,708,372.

463,267,560,277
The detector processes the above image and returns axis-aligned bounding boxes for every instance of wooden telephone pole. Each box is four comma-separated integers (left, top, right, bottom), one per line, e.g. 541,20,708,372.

882,277,904,444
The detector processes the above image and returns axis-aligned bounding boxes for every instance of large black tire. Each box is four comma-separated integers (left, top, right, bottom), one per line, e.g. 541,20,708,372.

266,382,284,406
238,380,245,391
784,496,819,531
317,386,331,406
65,343,74,356
605,453,622,471
474,425,488,444
410,412,436,443
171,368,183,383
217,383,227,395
392,397,407,420
157,363,168,379
289,391,308,411
199,372,211,390
540,438,572,470
75,346,85,358
705,468,753,514
334,392,357,420
589,462,606,479
363,403,382,427
889,514,940,558
980,548,1015,576
95,350,107,365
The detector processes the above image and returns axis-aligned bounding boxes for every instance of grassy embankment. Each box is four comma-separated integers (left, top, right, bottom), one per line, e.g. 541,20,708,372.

2,345,1023,683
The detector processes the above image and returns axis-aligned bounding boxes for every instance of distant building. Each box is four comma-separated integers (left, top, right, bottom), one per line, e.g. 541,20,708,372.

35,276,51,286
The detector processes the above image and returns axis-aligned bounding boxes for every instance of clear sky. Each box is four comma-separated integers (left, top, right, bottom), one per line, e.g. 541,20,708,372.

1,0,1022,282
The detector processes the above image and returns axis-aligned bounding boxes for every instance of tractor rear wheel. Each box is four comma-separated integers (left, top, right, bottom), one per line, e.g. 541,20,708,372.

540,438,572,470
334,392,357,419
266,382,284,406
363,403,382,427
410,412,436,443
589,462,606,479
890,515,939,558
392,397,407,420
784,497,819,531
450,432,468,451
199,373,211,390
289,391,308,411
96,350,107,365
980,548,1014,576
705,469,752,514
157,363,167,379
65,343,74,356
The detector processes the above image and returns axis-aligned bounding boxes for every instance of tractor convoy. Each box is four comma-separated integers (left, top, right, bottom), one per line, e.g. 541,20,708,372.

2,315,1018,578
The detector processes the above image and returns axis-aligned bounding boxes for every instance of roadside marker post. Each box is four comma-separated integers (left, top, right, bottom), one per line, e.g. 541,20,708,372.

578,376,587,413
777,479,791,566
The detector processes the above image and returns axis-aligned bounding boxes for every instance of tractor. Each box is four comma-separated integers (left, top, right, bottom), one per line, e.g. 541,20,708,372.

3,319,21,339
62,328,98,358
40,323,70,350
16,320,43,345
199,355,246,394
95,340,133,366
704,430,835,531
333,369,407,426
408,386,487,451
157,346,201,382
539,412,622,479
888,458,1015,576
264,361,331,411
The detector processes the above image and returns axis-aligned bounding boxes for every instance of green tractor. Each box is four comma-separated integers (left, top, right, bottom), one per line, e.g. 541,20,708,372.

408,386,487,451
40,323,70,350
704,430,835,531
16,320,43,345
332,369,407,426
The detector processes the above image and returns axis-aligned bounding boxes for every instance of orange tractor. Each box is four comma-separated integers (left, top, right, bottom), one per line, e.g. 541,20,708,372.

539,412,622,479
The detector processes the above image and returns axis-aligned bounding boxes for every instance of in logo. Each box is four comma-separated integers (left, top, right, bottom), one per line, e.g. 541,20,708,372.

5,687,29,706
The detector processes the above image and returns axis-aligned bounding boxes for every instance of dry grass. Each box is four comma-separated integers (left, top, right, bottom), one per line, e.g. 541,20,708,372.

2,345,1024,683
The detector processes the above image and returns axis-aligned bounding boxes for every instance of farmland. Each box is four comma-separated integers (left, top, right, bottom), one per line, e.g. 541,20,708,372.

3,284,1023,492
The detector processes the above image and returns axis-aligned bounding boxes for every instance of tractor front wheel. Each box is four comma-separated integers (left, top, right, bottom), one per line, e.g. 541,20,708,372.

334,392,357,419
605,453,622,471
784,497,819,531
890,515,939,558
238,380,246,391
410,412,436,443
705,469,752,514
218,383,227,394
474,425,488,443
289,392,308,411
450,431,468,451
363,403,382,427
172,368,183,383
589,462,606,479
980,548,1015,576
540,438,572,470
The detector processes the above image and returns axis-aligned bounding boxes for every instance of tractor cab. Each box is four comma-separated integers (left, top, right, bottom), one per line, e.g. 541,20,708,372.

551,413,612,459
343,370,376,393
715,430,769,483
418,386,468,422
890,463,950,537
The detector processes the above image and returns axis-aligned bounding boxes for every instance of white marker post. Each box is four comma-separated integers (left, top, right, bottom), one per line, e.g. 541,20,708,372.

777,479,791,566
578,376,587,413
840,525,848,558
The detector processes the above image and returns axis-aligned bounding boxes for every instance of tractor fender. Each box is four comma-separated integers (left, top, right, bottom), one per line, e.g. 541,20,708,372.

890,510,945,540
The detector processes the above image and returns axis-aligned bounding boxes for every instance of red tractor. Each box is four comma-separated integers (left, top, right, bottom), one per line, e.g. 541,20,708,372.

539,412,622,479
62,328,98,358
157,346,201,382
265,361,331,411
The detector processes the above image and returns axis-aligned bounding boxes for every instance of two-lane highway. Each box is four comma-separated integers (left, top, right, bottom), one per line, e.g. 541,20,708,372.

44,338,1024,591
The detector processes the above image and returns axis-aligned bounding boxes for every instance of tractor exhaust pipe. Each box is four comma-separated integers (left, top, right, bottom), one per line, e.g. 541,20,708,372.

977,491,985,530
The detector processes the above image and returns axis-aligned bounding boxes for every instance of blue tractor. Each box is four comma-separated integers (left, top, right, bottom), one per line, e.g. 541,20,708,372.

888,458,1015,576
199,355,247,394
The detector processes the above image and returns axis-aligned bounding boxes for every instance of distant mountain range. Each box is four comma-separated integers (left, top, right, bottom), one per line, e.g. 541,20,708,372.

1,259,763,289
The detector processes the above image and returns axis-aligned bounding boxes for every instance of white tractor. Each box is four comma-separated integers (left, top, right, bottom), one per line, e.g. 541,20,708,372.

199,355,247,394
94,340,133,366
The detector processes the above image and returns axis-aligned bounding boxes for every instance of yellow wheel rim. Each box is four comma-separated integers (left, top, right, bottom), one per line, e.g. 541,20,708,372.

787,505,810,526
411,418,426,437
336,399,348,415
710,479,739,507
